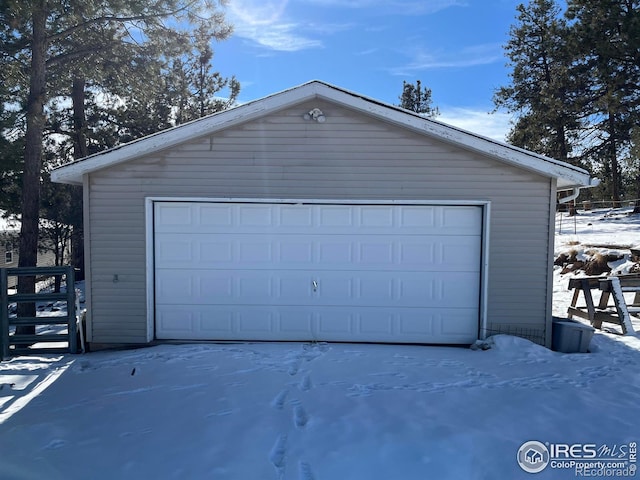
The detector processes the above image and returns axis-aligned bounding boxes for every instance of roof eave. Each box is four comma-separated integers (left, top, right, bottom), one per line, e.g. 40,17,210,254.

51,82,328,185
51,80,594,189
312,84,592,188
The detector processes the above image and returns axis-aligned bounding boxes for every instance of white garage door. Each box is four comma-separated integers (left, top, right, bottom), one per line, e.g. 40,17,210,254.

153,201,483,344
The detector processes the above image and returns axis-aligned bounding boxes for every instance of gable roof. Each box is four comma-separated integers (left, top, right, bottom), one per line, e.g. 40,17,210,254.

51,80,595,190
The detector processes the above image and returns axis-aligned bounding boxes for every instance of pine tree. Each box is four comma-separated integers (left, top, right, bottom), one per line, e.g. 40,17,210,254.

0,0,235,334
399,80,440,117
173,24,240,124
493,0,581,163
496,0,640,205
566,0,640,206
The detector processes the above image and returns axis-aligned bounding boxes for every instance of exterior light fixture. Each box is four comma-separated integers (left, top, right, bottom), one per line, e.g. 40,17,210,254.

303,108,326,123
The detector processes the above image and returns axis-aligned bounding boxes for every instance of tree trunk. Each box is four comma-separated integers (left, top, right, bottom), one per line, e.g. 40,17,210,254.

556,122,568,163
16,2,47,337
608,114,621,208
71,76,87,281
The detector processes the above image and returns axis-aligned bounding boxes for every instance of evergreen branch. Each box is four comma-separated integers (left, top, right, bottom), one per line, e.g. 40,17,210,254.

46,0,202,43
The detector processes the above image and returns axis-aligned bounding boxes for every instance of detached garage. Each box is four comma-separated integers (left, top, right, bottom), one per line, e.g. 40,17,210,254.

52,81,594,348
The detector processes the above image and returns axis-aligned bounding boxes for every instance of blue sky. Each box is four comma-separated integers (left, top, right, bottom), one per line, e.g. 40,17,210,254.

212,0,523,141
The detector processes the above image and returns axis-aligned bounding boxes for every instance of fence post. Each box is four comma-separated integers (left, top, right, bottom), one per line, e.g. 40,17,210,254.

558,212,562,234
1,269,9,360
66,266,77,354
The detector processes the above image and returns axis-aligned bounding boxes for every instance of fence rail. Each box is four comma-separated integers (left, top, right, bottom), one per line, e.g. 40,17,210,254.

558,198,640,212
1,266,77,359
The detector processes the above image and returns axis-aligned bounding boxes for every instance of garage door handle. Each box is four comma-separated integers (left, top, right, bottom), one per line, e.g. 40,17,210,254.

312,280,318,292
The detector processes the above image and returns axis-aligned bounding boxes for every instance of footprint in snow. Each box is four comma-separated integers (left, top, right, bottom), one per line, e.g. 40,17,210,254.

269,434,287,479
271,390,289,410
290,399,310,428
293,405,310,428
76,361,94,373
298,373,312,391
298,461,315,480
288,361,301,376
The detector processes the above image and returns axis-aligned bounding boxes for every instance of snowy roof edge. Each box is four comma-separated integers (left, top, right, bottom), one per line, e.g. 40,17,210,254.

51,80,594,190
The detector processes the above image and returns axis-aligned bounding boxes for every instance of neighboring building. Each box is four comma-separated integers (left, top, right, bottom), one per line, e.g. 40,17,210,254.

1,210,71,289
51,81,596,348
1,213,20,287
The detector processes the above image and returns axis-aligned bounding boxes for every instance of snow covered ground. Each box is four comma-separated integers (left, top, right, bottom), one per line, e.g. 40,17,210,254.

554,206,640,320
1,208,640,480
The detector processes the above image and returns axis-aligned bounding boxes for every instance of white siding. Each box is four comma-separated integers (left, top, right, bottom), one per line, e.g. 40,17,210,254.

86,99,553,345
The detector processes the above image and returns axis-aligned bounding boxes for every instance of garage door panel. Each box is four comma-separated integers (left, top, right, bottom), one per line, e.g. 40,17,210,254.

155,203,482,235
199,203,233,228
441,241,481,268
154,202,482,344
360,206,394,227
238,204,274,226
237,276,275,301
398,206,434,227
156,308,198,337
156,271,196,299
280,242,314,263
356,277,393,303
156,233,480,272
156,270,231,302
238,310,275,334
320,277,356,302
358,311,394,334
155,304,478,343
156,269,479,308
398,311,434,336
397,309,477,343
396,272,480,307
155,234,227,267
280,205,314,227
319,241,353,264
200,310,233,334
199,241,234,263
280,311,314,334
157,306,315,341
278,276,315,299
440,206,483,233
156,270,315,305
317,311,355,335
318,205,354,227
440,310,480,336
155,204,194,230
358,242,394,264
157,307,234,337
155,238,194,263
238,241,274,263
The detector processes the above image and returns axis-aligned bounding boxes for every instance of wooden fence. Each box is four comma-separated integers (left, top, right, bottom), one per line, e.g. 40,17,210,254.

1,266,78,359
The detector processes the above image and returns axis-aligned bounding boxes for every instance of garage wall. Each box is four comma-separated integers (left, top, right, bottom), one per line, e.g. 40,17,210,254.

86,98,553,344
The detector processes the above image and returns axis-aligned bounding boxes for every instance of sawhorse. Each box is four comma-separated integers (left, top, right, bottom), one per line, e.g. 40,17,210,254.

567,275,637,335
